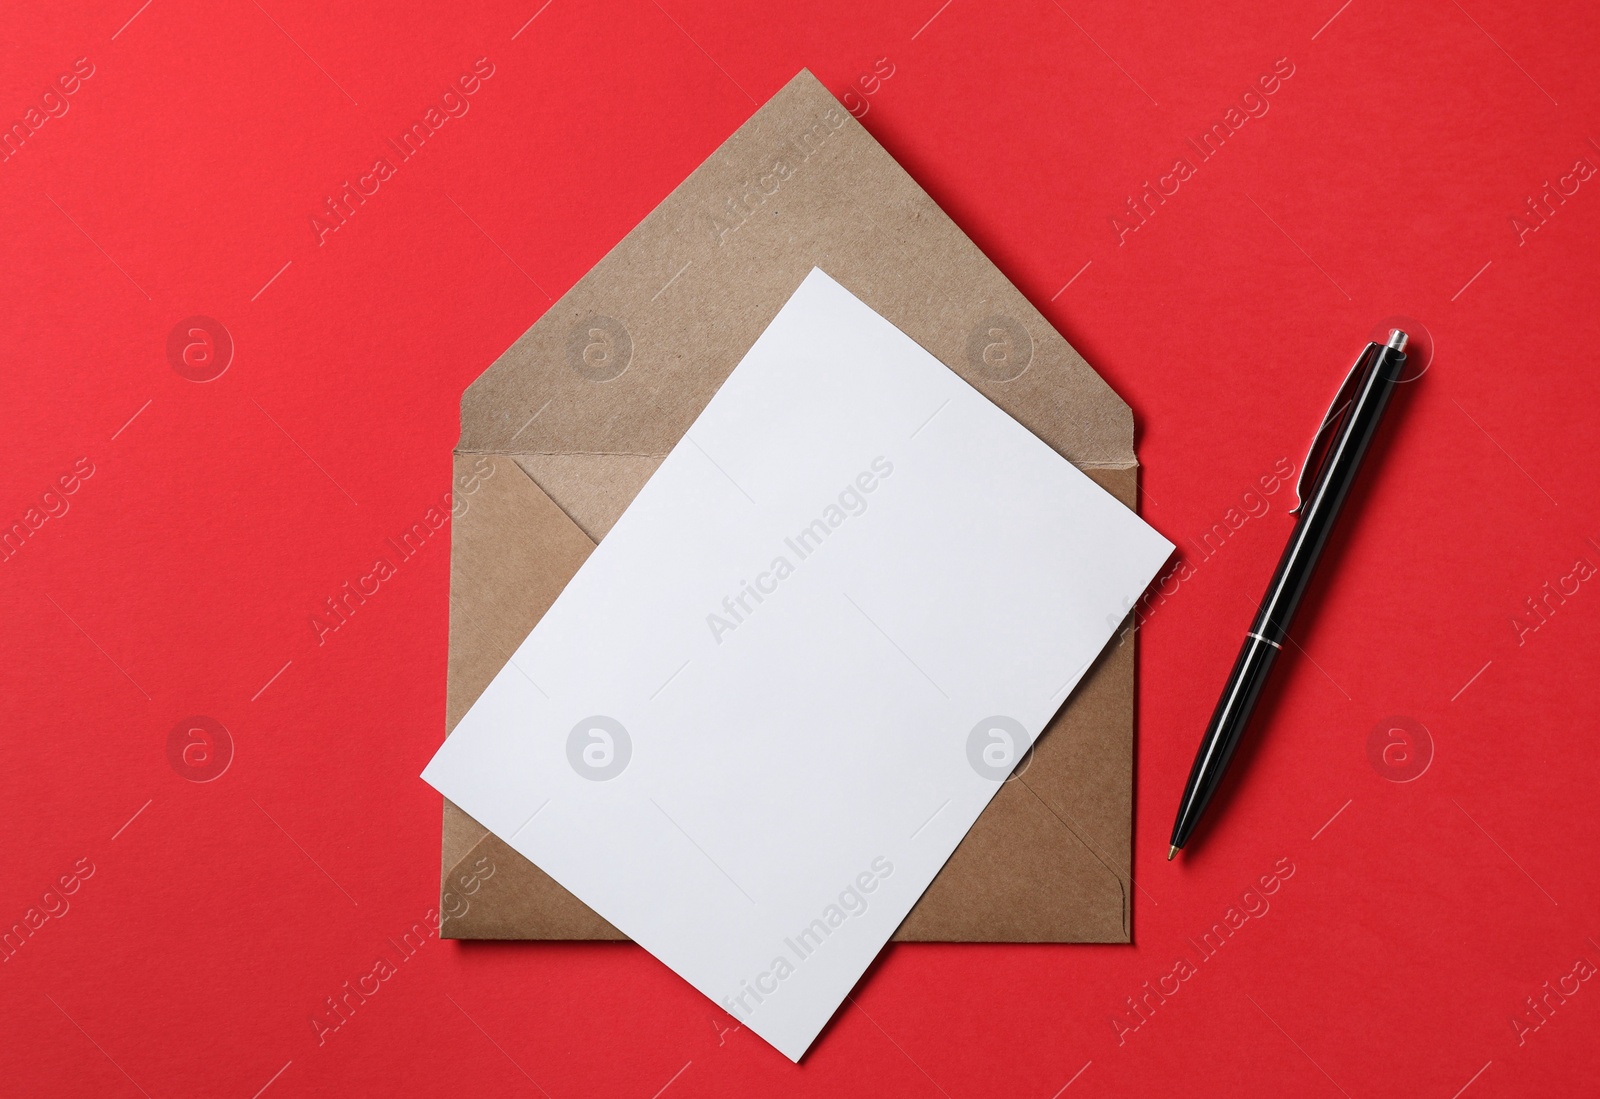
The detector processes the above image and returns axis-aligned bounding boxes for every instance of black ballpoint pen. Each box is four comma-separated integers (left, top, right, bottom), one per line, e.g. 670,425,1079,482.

1169,329,1410,859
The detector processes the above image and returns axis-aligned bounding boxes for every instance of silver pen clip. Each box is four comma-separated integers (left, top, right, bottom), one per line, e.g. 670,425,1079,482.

1288,342,1379,515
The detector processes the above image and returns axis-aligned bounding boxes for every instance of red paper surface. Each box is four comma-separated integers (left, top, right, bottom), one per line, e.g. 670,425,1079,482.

4,1,1598,1095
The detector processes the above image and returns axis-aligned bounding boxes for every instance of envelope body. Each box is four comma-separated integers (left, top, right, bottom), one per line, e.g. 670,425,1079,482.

439,70,1142,945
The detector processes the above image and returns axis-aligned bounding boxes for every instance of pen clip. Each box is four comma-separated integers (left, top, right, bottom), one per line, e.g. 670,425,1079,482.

1289,343,1379,515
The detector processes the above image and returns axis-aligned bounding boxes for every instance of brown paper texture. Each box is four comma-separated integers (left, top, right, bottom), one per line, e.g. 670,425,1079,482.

439,69,1139,943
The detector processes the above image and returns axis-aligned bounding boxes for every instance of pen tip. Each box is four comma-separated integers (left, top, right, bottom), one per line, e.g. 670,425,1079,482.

1168,846,1179,861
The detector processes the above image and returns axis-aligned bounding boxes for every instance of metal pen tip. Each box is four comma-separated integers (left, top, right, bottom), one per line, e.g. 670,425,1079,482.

1387,329,1408,352
1168,845,1179,861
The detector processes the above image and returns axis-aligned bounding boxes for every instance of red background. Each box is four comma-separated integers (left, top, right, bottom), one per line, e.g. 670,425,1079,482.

4,0,1598,1095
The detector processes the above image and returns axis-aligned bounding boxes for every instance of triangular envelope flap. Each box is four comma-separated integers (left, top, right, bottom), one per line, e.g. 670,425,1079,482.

900,759,1128,942
456,69,1133,471
444,829,628,941
445,453,595,738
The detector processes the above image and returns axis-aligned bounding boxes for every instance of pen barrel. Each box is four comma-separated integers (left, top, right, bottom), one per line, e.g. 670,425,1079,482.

1171,342,1407,850
1251,342,1406,644
1171,635,1284,846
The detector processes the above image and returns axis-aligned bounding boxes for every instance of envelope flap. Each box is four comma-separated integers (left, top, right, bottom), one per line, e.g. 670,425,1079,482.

457,69,1132,471
446,452,596,737
443,452,601,872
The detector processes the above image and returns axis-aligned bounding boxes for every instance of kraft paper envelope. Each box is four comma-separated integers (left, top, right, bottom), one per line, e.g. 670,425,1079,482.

439,69,1142,944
